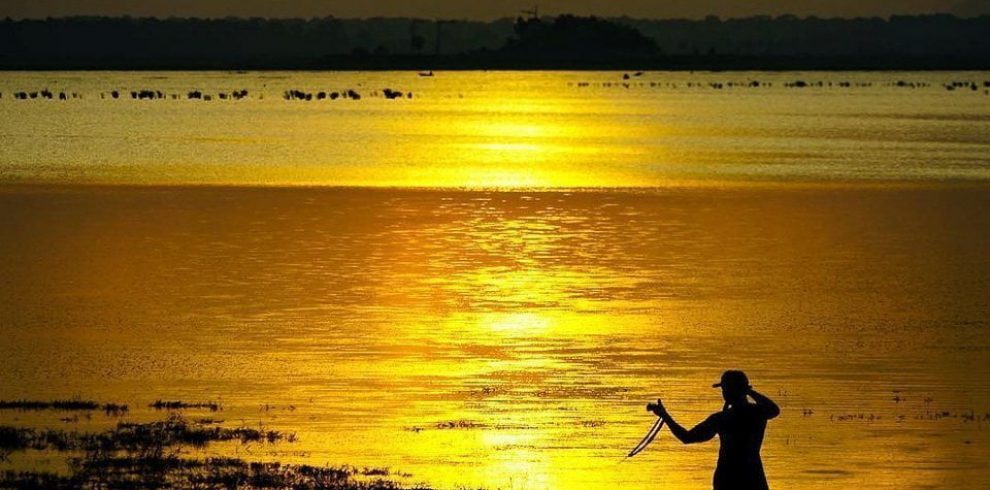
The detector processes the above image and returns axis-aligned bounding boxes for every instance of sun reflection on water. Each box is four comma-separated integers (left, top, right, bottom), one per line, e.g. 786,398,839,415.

1,88,989,489
485,312,552,334
370,79,643,188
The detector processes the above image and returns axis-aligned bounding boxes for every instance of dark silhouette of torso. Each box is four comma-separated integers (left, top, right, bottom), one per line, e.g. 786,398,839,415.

704,404,770,490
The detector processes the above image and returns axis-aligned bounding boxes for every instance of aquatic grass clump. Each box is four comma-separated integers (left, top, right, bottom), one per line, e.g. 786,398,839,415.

150,400,222,412
0,400,98,411
434,420,485,430
0,471,71,490
0,415,286,454
1,458,425,490
103,414,287,450
0,426,82,452
0,400,128,416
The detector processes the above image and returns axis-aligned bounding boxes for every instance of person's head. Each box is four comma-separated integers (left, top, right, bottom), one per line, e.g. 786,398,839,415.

713,370,750,405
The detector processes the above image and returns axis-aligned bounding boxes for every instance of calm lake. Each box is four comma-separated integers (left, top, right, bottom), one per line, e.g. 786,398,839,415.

1,71,989,489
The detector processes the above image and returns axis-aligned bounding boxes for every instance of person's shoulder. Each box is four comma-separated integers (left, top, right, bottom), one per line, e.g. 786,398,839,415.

704,411,726,425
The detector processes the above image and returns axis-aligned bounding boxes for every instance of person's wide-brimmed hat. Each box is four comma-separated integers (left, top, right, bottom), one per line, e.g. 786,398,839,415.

713,370,749,389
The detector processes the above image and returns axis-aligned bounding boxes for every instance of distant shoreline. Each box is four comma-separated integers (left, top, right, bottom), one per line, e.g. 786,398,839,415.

3,14,989,71
2,55,989,71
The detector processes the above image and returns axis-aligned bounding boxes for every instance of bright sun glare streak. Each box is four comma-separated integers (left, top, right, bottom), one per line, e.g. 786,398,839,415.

379,83,632,189
485,312,552,333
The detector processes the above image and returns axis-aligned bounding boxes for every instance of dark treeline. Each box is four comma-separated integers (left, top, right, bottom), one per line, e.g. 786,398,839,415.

1,14,989,70
0,16,512,68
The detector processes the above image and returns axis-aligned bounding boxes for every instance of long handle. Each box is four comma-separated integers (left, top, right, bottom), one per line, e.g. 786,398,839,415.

627,417,665,457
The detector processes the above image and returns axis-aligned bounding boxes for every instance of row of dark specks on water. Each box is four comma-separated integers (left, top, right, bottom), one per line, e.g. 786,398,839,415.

571,75,990,94
5,79,989,101
0,87,413,101
803,391,990,447
282,87,411,100
5,88,82,100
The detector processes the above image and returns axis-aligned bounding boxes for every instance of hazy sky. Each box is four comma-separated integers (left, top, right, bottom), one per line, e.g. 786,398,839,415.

2,0,988,20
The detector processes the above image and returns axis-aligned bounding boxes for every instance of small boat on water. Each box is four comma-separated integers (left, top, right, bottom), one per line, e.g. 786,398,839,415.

418,70,434,77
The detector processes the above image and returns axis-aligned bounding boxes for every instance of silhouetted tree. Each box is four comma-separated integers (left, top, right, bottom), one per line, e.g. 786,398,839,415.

499,15,658,61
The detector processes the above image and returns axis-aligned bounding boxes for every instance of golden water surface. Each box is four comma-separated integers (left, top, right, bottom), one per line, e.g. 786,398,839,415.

1,71,989,489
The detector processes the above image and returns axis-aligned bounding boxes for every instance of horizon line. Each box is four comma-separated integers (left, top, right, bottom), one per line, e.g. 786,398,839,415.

3,12,988,23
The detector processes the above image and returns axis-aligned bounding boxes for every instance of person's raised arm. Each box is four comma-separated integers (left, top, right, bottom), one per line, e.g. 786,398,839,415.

650,399,719,444
748,388,780,419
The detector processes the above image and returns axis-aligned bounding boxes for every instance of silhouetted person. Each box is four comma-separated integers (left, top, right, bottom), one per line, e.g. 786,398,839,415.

649,371,779,490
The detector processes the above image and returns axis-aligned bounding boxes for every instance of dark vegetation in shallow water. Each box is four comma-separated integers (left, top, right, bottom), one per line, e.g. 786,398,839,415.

0,458,422,490
0,400,128,417
0,414,287,453
3,77,989,105
150,401,221,412
5,88,415,101
0,411,423,490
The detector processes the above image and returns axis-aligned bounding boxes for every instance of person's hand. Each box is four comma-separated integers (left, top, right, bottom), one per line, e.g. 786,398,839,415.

647,398,668,418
